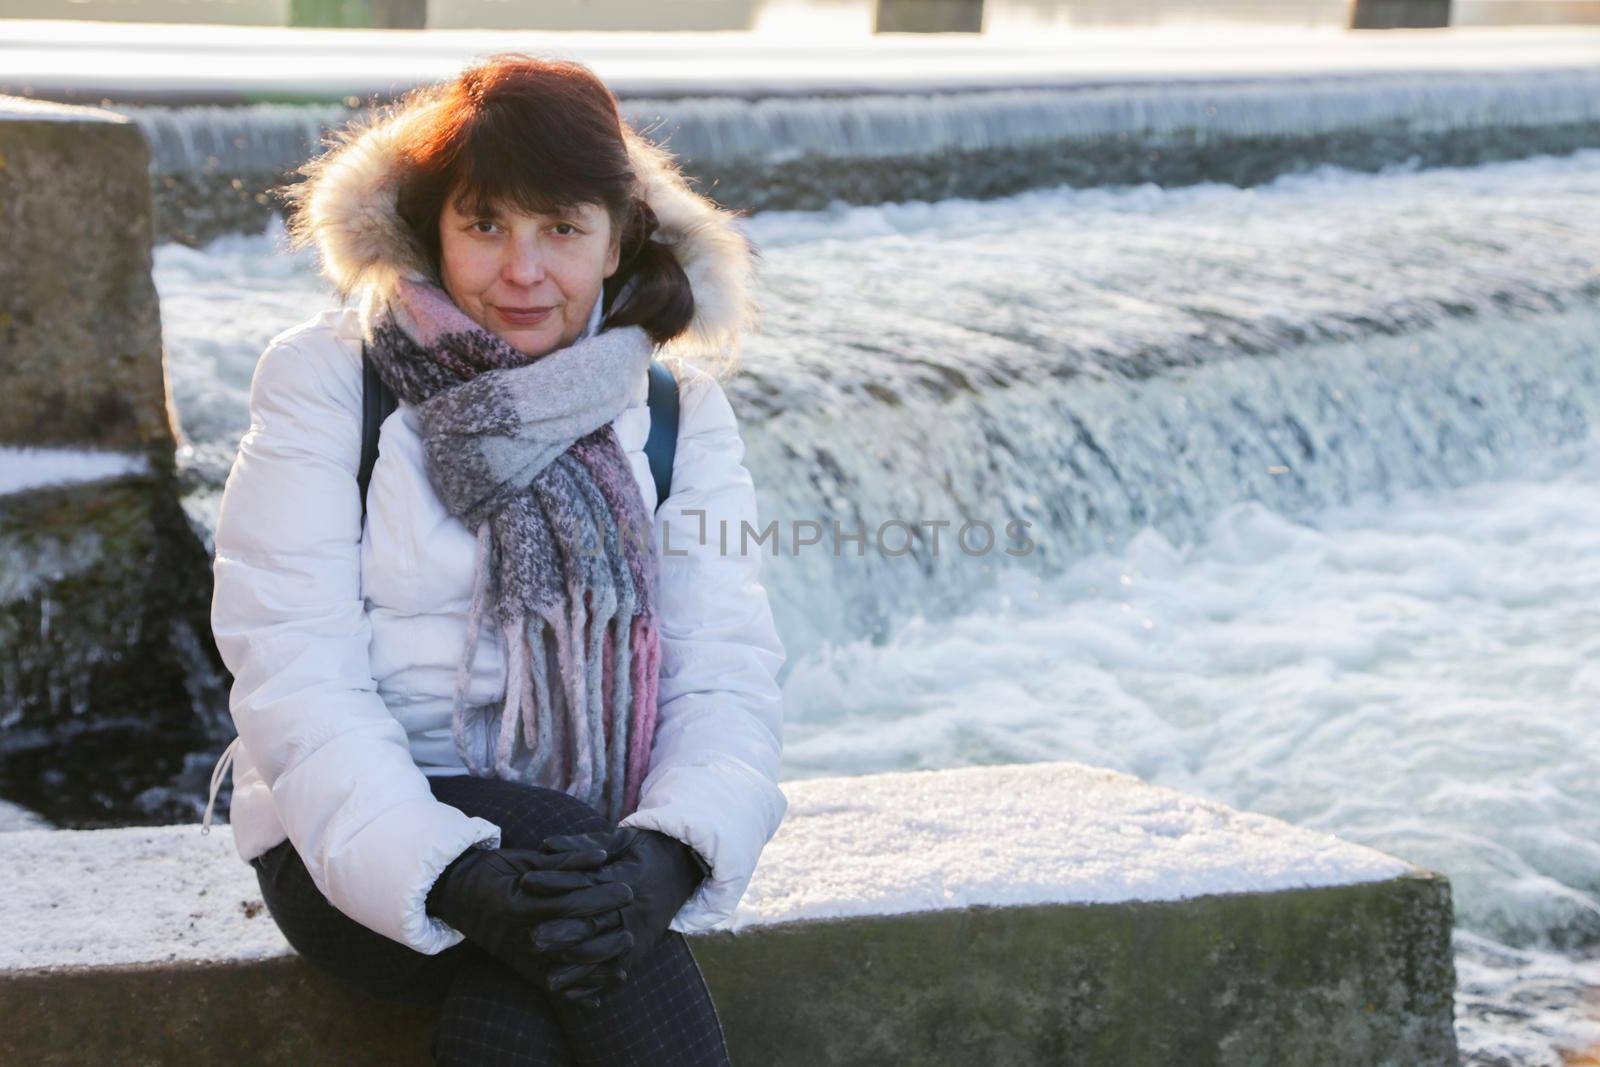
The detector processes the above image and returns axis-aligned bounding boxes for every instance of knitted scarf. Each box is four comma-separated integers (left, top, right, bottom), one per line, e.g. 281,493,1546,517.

362,275,662,824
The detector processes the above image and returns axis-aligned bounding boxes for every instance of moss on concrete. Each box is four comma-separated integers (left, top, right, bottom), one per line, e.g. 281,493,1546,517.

0,474,228,823
697,869,1457,1066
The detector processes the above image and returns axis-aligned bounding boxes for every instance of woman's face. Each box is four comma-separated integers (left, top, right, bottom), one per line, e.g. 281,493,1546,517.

438,191,622,359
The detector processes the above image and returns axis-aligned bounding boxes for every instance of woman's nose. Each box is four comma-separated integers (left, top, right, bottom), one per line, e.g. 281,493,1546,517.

503,240,547,286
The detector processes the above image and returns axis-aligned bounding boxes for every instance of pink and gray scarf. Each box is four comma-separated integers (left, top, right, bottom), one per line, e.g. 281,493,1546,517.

363,275,661,823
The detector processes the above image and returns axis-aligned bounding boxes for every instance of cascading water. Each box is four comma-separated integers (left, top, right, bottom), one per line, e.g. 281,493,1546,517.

721,154,1600,668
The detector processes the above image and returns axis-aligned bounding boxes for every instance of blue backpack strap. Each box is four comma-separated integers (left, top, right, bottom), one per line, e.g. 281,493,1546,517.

644,359,680,511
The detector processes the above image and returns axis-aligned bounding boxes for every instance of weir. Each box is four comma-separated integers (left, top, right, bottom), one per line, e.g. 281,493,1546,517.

93,65,1600,243
7,24,1600,242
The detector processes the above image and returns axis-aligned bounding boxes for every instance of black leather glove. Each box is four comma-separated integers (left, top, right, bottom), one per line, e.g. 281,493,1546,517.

521,826,711,996
424,845,634,1002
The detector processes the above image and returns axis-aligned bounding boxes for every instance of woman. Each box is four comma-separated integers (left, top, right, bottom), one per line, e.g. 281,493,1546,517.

202,53,787,1065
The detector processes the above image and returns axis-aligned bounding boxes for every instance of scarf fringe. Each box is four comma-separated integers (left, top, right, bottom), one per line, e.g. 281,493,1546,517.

582,594,609,810
603,610,630,820
494,613,525,775
625,613,661,815
526,615,558,784
445,508,658,818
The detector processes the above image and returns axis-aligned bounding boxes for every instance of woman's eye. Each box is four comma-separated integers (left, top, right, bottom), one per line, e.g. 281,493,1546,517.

471,220,498,234
553,223,577,236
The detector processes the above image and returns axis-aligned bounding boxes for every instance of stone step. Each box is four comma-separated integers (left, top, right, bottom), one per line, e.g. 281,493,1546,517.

0,759,1460,1064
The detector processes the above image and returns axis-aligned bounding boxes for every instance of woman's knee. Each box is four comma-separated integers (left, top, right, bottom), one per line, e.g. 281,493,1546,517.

432,952,575,1066
252,840,462,1006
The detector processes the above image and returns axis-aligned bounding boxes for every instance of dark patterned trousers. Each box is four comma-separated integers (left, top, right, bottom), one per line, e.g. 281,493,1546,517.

251,773,733,1066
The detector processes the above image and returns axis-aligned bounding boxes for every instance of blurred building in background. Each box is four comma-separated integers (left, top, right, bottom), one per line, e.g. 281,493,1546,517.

1,0,1597,32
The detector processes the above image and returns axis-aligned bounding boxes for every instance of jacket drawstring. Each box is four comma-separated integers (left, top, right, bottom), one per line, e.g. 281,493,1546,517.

201,735,241,835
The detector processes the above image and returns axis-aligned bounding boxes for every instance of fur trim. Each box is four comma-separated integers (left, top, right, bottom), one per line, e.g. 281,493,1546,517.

280,92,758,370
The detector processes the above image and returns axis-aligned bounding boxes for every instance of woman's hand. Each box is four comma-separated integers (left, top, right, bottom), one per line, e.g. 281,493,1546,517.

425,845,632,1003
522,826,709,995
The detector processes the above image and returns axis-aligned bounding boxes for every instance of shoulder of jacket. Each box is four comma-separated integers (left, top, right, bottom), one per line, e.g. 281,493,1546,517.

265,305,362,354
256,307,364,414
664,356,740,439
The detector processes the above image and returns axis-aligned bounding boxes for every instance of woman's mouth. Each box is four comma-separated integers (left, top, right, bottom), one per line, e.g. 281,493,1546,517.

495,305,555,326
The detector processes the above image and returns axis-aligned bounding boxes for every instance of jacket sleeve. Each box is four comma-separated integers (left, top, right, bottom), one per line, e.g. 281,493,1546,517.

210,333,502,955
618,362,789,933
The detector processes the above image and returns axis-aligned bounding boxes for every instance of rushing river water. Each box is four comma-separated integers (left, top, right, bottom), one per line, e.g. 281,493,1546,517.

47,148,1583,1063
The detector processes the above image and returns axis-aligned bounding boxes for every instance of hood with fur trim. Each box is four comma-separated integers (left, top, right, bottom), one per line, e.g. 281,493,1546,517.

281,92,758,368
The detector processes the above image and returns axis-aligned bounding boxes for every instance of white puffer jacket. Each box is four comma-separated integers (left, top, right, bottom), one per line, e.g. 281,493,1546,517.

205,103,787,956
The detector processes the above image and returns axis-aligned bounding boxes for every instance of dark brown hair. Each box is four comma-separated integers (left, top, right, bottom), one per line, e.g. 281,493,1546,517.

391,53,693,346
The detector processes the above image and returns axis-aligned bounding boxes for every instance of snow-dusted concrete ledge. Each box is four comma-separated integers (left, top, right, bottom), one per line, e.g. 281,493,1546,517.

0,760,1460,1065
0,446,153,496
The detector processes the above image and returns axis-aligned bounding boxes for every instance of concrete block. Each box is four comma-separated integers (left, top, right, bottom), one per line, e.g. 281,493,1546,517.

0,761,1461,1064
0,97,226,821
0,95,177,458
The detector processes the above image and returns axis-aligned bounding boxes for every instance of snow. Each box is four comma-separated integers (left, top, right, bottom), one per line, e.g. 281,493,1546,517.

0,758,1413,970
0,446,151,496
0,93,125,123
0,823,290,971
726,760,1415,929
0,800,50,832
